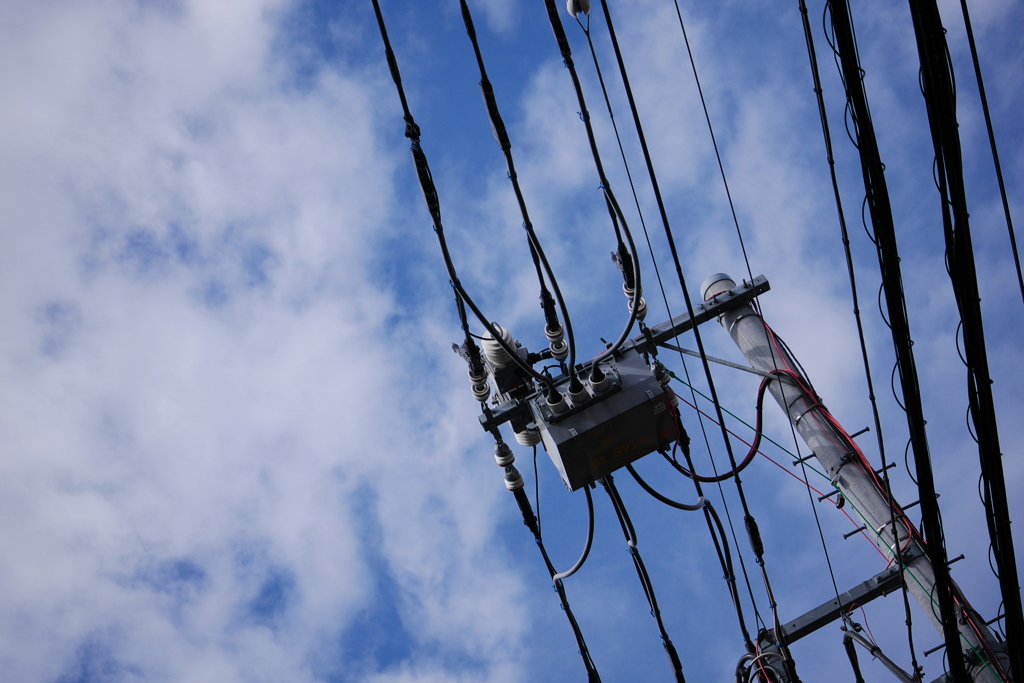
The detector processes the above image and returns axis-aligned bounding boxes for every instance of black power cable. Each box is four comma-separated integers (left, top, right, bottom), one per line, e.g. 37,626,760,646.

505,460,601,682
537,0,644,368
458,0,581,388
825,0,967,677
796,0,923,671
957,0,1024,306
370,0,556,392
601,475,687,682
593,5,797,678
905,1,1022,678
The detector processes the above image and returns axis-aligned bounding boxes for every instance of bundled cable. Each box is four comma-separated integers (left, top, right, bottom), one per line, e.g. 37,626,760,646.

370,0,556,392
601,475,688,682
459,0,579,381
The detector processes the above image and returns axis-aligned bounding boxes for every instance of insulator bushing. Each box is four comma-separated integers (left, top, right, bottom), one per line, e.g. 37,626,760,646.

652,361,670,387
504,465,524,491
547,390,569,415
514,428,541,446
471,381,491,402
494,441,514,466
567,0,590,19
629,296,648,321
591,366,611,394
482,324,516,368
568,381,589,406
549,339,568,361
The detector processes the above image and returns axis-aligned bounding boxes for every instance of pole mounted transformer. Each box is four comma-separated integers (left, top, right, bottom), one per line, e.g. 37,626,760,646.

702,273,1011,683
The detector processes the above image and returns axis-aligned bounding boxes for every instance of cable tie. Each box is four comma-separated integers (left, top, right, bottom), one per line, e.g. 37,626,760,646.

449,278,461,288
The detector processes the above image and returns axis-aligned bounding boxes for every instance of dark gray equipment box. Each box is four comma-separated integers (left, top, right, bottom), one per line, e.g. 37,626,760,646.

530,351,676,491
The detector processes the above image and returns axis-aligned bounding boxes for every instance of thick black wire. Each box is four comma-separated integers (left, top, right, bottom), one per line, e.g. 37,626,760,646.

907,1,1021,677
459,0,581,386
569,6,764,645
510,481,601,681
594,4,796,673
626,462,756,650
370,0,556,391
825,0,966,676
538,0,644,369
601,475,687,682
797,0,921,670
957,0,1024,305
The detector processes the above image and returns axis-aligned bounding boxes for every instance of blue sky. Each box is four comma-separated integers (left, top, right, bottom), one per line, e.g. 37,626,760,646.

0,0,1021,681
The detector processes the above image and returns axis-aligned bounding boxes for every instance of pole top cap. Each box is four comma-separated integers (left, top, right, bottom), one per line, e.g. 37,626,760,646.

701,273,736,301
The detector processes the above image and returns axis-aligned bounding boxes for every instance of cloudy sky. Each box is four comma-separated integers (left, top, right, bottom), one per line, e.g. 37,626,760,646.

0,0,1021,681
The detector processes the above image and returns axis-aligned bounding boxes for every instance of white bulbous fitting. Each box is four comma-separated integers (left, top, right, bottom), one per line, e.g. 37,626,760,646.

482,324,516,368
567,0,590,18
504,467,524,491
514,428,541,447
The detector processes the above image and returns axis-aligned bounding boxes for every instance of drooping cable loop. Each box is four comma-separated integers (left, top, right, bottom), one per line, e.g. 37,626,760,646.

626,462,756,650
601,475,688,682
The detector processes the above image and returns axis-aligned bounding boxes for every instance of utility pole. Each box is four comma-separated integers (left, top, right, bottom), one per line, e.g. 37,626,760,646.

703,273,1011,683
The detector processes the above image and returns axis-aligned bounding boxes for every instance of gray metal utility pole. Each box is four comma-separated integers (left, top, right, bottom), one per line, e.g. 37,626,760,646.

702,274,1010,683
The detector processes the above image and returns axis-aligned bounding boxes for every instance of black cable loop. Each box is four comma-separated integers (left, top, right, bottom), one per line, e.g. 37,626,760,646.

890,363,906,412
510,477,600,680
877,282,891,328
861,196,877,245
904,439,918,485
669,383,766,642
626,463,755,648
602,476,687,682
